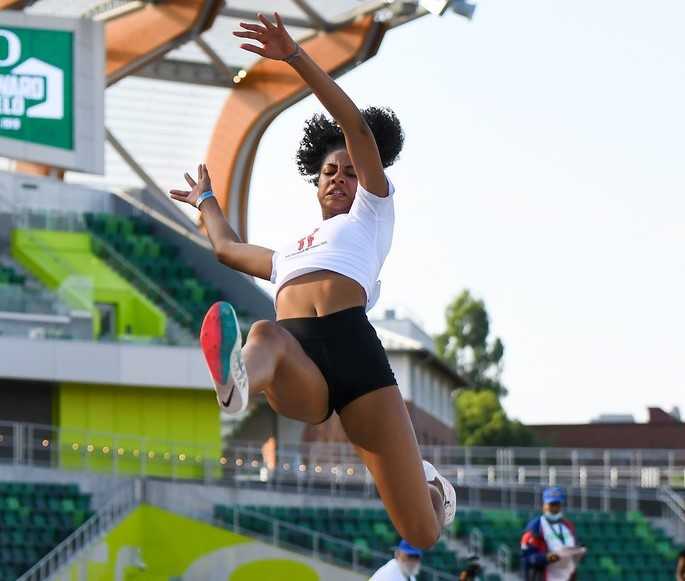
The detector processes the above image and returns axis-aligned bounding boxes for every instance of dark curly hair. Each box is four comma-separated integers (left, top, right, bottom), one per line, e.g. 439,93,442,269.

296,106,404,185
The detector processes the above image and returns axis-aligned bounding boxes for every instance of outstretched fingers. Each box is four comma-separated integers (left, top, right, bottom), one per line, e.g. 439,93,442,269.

274,12,285,30
233,30,263,42
257,13,276,29
184,172,197,188
169,189,190,202
238,22,266,33
239,44,266,57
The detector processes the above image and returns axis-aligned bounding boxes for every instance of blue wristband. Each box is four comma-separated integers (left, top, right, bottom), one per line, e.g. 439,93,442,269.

196,190,214,209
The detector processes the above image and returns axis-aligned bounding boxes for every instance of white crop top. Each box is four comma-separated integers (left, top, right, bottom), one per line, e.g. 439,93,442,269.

270,176,395,311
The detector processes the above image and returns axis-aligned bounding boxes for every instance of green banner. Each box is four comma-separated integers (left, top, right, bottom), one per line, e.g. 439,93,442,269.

0,26,73,150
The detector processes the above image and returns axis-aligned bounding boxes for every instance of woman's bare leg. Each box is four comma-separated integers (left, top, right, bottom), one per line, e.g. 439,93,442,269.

241,320,330,424
339,385,445,549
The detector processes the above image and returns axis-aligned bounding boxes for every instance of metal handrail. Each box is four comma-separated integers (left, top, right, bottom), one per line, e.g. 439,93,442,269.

202,505,454,581
16,479,140,581
3,420,685,490
89,230,196,329
657,486,685,542
661,485,685,512
496,543,512,574
3,203,93,314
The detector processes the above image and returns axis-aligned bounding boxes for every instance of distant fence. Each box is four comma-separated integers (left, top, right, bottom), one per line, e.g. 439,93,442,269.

1,421,683,501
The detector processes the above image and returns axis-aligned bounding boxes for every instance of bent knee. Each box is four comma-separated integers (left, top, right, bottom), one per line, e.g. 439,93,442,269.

247,320,286,349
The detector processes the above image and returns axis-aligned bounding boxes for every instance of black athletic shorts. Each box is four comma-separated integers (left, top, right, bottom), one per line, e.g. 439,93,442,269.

276,306,397,422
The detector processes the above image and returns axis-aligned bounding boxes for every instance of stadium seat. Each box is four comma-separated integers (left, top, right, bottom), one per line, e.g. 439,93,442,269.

213,503,465,577
0,482,92,577
84,212,228,336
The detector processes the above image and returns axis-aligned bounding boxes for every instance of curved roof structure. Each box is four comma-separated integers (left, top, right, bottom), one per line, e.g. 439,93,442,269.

2,0,469,239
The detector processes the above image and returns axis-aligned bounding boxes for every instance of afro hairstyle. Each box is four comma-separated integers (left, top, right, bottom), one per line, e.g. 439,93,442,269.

296,106,404,185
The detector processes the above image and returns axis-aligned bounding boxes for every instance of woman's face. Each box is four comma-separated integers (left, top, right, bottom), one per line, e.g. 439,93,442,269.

317,148,357,219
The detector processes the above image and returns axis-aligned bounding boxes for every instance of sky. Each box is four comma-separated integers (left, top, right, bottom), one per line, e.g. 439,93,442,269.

245,0,685,425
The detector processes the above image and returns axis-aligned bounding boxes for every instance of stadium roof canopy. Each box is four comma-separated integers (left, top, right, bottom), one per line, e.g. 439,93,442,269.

0,0,471,237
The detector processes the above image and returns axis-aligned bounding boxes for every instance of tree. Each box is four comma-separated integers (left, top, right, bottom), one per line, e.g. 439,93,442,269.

435,289,506,394
437,289,539,446
455,390,537,447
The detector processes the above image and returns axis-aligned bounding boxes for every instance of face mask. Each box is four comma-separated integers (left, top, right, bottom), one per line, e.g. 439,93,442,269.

544,510,563,522
399,561,421,577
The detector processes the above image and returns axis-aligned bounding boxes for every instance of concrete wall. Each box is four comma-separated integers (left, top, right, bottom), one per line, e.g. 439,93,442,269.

0,170,114,214
0,335,211,388
0,309,92,340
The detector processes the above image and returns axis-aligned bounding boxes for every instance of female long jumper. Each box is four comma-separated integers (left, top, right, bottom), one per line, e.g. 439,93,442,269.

170,12,455,549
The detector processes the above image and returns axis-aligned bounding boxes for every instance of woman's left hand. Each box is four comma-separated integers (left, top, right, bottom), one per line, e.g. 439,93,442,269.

233,13,299,61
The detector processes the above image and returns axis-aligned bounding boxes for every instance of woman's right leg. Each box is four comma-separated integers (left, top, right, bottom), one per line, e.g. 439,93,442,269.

241,320,330,424
339,385,446,549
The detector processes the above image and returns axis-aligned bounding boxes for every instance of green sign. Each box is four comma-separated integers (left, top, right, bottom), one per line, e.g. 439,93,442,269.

0,26,73,151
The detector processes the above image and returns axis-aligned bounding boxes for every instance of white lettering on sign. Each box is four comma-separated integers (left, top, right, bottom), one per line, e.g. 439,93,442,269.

0,30,21,68
0,117,20,130
0,95,24,116
0,74,44,100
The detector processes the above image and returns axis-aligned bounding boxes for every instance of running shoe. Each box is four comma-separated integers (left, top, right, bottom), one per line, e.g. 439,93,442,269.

200,302,249,414
423,460,456,527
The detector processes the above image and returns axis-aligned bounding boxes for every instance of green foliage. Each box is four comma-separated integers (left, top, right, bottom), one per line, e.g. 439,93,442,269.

438,289,539,446
435,290,506,394
455,390,537,446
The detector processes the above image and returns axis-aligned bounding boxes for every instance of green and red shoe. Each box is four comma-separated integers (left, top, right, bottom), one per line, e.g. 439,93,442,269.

200,302,249,414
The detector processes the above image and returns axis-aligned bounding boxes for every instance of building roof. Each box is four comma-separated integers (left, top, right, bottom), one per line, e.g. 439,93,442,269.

11,0,446,199
374,325,467,388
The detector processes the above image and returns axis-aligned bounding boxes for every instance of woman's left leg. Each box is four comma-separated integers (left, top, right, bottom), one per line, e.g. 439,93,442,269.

338,385,446,549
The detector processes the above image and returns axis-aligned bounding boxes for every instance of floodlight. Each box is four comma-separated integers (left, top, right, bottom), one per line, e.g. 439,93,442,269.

451,0,477,19
419,0,450,16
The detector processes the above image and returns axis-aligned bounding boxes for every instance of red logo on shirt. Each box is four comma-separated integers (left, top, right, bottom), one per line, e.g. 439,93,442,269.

297,228,319,251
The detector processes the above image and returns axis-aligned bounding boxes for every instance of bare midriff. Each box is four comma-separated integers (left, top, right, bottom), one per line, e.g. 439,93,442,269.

275,270,366,320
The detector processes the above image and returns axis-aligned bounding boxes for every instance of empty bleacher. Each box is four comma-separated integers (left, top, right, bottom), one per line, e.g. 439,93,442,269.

11,228,166,340
0,264,26,287
0,481,93,580
213,504,483,579
84,212,234,336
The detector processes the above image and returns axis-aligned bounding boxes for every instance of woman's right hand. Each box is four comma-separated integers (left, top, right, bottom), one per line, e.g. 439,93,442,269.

233,13,299,61
170,164,212,208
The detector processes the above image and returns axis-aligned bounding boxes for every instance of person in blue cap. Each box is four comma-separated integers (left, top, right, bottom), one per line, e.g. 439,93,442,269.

370,539,423,580
520,486,584,581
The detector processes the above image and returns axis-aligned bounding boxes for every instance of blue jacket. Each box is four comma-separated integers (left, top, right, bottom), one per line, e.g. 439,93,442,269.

520,516,577,581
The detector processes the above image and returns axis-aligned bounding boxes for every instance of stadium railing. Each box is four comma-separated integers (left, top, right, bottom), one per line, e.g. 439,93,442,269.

3,420,685,488
206,504,454,580
657,485,685,542
15,479,140,581
2,420,684,515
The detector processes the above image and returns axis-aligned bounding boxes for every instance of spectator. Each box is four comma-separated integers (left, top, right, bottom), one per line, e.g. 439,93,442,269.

370,539,422,580
676,548,685,581
520,486,583,581
459,555,482,580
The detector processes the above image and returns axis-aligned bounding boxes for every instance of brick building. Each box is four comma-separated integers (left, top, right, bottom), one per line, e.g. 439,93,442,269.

529,407,685,449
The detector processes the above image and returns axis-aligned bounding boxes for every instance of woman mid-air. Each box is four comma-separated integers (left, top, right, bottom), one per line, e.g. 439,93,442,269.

170,12,455,549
